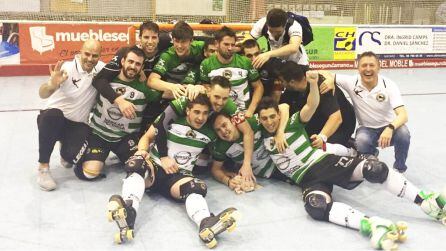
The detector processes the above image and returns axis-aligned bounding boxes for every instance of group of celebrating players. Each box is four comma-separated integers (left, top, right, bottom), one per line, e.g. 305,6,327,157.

37,8,445,250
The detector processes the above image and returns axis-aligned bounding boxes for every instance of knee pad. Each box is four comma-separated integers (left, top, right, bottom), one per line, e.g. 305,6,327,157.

73,164,105,181
304,191,333,221
362,159,389,183
179,179,207,201
125,155,151,178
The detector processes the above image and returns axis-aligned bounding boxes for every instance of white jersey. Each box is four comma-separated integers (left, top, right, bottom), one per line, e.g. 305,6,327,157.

45,55,105,124
250,17,309,65
150,117,216,173
335,74,404,128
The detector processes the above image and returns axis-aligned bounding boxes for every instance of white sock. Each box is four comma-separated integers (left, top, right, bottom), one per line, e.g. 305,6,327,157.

325,143,356,157
383,168,420,202
350,161,420,202
328,202,366,230
185,193,211,227
122,173,145,211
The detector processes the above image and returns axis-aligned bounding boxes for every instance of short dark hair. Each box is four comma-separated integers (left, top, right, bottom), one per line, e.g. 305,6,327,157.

172,21,194,40
204,37,216,51
257,97,279,114
266,8,288,28
139,21,159,37
124,47,145,59
187,93,211,110
211,112,231,127
215,26,236,42
241,39,259,55
278,61,307,83
357,51,379,62
210,76,231,89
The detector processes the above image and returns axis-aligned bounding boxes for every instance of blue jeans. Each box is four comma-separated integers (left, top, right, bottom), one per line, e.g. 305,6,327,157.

355,125,410,172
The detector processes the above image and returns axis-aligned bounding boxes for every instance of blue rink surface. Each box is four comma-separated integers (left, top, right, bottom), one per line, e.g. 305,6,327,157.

0,68,445,250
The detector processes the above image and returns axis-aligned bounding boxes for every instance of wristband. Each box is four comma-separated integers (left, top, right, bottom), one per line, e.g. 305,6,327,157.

318,134,327,143
387,124,395,130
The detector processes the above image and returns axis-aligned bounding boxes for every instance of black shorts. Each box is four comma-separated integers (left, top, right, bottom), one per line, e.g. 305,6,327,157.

83,132,139,163
300,155,364,196
149,164,195,202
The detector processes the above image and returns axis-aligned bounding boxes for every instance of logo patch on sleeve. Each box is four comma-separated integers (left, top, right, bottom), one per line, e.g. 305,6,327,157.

231,112,246,125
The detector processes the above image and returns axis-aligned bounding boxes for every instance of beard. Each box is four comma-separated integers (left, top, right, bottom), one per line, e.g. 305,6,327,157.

219,51,234,60
123,66,139,80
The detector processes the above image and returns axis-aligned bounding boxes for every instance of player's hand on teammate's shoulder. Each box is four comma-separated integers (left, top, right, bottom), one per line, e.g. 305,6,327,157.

252,52,271,69
170,84,186,99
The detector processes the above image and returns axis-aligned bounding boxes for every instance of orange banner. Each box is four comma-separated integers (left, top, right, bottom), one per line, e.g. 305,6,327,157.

19,23,136,64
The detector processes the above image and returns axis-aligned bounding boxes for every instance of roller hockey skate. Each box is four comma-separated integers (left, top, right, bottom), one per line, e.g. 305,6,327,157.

419,190,446,224
107,195,136,244
360,216,408,250
199,207,241,248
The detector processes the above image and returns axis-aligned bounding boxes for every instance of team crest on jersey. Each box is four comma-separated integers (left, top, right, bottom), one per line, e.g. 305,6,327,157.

128,139,135,147
222,69,232,79
376,93,386,102
116,87,126,95
186,130,196,138
174,151,192,165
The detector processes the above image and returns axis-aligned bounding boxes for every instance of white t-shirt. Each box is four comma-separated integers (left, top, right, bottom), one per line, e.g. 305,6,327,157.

45,55,105,124
250,17,309,65
335,74,404,128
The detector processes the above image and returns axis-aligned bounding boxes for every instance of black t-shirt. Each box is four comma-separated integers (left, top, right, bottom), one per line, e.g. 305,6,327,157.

280,76,340,136
258,57,284,95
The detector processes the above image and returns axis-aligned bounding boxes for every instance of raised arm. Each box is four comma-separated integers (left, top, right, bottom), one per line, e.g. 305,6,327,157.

299,71,320,123
39,61,67,99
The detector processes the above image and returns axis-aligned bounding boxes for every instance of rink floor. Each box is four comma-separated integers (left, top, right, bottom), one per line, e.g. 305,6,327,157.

0,68,445,250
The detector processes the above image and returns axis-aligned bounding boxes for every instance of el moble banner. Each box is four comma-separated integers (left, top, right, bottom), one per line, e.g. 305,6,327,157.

19,23,135,64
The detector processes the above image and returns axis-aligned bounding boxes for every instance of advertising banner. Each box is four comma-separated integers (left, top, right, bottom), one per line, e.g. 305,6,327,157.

0,22,20,65
308,25,446,69
19,23,135,64
306,26,356,61
357,26,446,55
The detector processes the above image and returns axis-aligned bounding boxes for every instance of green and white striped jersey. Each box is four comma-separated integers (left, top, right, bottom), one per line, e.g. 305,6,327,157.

211,115,275,178
150,116,216,172
91,77,161,142
200,54,260,111
261,112,328,184
153,40,205,84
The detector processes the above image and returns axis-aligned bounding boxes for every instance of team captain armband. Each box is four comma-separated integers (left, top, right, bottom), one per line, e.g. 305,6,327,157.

231,112,246,125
